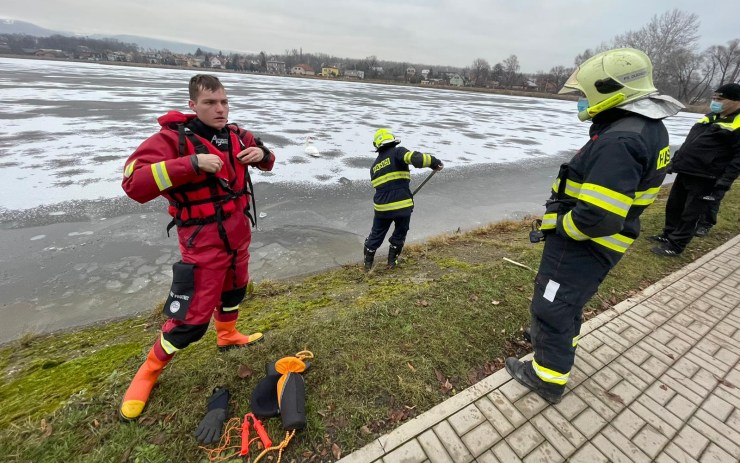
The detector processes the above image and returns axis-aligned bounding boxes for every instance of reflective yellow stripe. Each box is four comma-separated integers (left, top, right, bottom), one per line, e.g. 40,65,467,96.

551,178,560,195
422,153,431,167
374,198,414,211
222,305,239,313
564,179,582,198
633,186,660,206
541,213,557,230
591,233,634,253
572,335,579,347
578,183,633,217
371,171,411,187
716,118,740,131
160,333,180,355
563,212,589,241
151,161,172,191
124,160,136,178
532,358,570,385
403,151,413,164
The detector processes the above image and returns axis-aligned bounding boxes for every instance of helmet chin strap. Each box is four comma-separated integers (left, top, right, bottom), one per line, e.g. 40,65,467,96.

578,93,626,121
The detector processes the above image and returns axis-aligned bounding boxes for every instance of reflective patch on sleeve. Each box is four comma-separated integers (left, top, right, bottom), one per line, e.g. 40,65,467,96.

124,160,136,178
403,151,413,164
151,161,173,191
543,279,560,302
422,153,431,167
563,212,590,241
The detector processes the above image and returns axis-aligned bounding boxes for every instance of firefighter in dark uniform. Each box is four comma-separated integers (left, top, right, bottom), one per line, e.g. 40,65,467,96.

650,82,740,253
363,129,443,271
506,48,684,403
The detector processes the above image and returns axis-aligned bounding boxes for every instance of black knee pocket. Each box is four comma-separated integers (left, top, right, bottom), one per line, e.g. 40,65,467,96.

163,323,209,350
221,287,247,308
163,261,196,320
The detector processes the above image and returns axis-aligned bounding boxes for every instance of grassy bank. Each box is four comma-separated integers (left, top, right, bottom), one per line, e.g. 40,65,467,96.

1,187,738,462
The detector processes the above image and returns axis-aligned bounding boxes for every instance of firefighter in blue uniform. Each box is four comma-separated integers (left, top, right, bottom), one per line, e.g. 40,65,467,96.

506,48,684,403
363,129,443,271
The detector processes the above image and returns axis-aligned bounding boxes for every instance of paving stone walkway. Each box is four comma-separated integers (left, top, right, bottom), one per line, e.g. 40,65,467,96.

338,234,740,463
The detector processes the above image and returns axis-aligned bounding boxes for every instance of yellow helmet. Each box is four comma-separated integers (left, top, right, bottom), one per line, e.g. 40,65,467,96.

559,48,658,121
373,128,400,149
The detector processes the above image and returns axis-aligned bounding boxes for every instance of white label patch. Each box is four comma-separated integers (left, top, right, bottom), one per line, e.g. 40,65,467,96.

543,279,560,302
169,301,181,313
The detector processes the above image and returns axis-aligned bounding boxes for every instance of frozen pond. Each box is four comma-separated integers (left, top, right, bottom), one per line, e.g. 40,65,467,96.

0,57,699,212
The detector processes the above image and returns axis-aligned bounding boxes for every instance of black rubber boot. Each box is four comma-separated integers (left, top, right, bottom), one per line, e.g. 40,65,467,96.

505,357,564,404
363,247,376,272
387,244,403,268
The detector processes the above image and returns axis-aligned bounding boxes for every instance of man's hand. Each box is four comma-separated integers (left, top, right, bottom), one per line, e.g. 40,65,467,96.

237,147,265,164
196,154,223,173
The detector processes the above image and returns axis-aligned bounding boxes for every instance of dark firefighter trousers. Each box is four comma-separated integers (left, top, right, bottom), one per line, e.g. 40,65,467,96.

530,233,620,389
663,173,715,251
365,215,411,251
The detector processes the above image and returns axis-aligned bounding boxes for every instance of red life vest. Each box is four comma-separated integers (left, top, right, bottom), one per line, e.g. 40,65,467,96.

158,113,255,232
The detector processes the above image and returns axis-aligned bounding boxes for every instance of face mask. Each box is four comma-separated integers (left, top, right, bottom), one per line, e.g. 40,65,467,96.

577,98,589,113
709,101,723,113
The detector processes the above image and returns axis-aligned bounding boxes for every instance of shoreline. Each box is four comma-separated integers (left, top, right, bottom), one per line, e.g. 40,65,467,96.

0,158,568,344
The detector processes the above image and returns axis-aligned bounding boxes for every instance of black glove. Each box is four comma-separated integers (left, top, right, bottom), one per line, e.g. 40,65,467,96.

194,387,230,444
703,184,730,202
665,163,674,174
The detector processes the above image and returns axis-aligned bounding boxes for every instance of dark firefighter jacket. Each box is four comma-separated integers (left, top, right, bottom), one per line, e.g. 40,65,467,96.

370,144,441,218
670,110,740,189
539,109,670,265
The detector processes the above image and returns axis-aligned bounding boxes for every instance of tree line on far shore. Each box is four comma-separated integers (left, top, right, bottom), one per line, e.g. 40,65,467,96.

1,9,737,104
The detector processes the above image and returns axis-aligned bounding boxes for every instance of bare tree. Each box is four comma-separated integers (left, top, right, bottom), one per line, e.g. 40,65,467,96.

573,43,611,66
549,65,573,92
613,9,700,92
502,54,520,88
708,39,740,85
470,58,490,87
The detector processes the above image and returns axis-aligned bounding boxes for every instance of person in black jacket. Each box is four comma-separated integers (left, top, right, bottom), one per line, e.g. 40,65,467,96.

363,129,443,271
650,83,740,255
505,48,683,404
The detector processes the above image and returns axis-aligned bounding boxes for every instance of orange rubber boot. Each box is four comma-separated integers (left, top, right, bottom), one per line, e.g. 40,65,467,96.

120,347,172,421
214,319,264,350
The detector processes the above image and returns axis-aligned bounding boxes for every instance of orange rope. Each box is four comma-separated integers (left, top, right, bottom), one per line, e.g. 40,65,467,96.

252,430,296,463
199,417,258,462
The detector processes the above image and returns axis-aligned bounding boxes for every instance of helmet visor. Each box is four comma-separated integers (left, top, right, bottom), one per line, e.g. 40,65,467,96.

559,67,581,94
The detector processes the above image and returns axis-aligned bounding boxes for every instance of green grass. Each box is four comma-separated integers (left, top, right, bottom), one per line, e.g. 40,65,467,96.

1,187,738,462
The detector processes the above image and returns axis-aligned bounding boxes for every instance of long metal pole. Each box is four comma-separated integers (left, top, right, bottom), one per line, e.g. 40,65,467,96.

412,170,437,196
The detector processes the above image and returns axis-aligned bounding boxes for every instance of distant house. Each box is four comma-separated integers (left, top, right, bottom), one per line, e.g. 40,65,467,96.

406,67,416,76
266,60,286,74
188,57,205,68
370,66,384,74
449,74,465,87
344,69,365,79
210,56,224,69
291,64,315,75
321,66,340,77
35,49,67,59
421,69,430,79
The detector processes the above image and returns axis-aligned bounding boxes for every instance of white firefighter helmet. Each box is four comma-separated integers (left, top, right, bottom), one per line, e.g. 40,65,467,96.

560,48,658,121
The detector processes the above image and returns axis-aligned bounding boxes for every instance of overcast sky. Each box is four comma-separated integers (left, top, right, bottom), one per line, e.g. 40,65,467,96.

2,0,738,72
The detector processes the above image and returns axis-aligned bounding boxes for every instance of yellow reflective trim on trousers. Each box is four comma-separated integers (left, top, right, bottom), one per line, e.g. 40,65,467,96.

151,161,172,191
374,198,413,211
422,153,431,167
563,212,589,241
572,335,579,347
591,233,634,253
124,160,136,178
222,305,239,313
403,151,413,164
371,171,411,187
633,186,661,206
160,333,180,355
532,358,570,385
541,213,557,230
578,183,633,217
